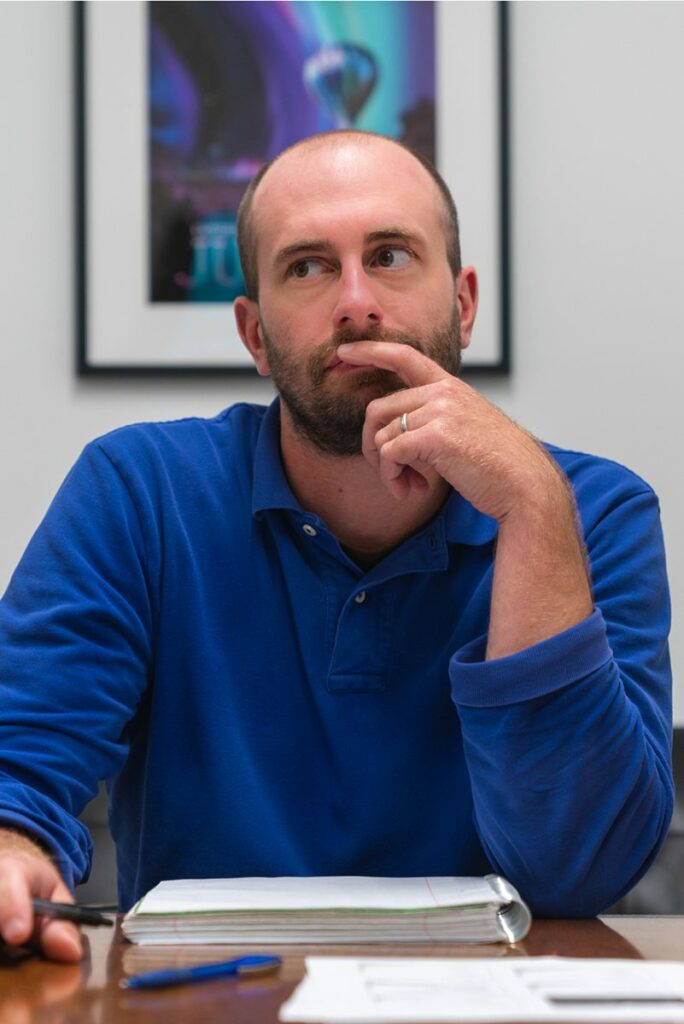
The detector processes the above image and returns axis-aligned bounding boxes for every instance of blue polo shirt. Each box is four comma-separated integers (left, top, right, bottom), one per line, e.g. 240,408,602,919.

0,401,673,915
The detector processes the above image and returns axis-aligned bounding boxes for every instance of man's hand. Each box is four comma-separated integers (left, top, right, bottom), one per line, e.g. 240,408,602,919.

0,829,83,962
338,341,593,658
339,340,557,514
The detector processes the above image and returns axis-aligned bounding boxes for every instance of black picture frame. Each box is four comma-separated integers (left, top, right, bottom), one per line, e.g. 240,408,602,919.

75,1,510,377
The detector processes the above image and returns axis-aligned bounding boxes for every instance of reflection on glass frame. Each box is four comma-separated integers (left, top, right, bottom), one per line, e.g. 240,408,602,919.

76,1,510,376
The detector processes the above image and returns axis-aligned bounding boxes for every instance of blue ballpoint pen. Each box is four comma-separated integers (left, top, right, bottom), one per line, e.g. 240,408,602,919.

119,954,282,990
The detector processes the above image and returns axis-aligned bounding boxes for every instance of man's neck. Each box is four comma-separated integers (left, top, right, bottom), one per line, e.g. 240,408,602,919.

278,408,450,568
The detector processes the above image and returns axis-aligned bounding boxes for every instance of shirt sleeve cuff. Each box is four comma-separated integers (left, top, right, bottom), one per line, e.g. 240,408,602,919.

0,812,86,890
449,608,613,707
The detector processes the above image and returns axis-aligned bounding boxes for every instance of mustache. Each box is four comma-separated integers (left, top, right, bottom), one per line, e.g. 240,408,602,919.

330,325,421,348
309,327,424,377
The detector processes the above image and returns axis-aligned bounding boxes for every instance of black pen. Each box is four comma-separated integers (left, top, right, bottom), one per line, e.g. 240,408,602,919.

32,898,114,928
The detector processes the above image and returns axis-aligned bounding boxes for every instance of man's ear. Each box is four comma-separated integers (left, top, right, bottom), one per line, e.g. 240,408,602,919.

455,267,478,351
234,297,271,376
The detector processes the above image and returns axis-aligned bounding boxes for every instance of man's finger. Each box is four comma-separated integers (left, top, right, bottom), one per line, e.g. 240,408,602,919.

336,341,448,387
361,387,435,467
0,861,36,946
374,424,433,500
38,919,83,963
372,404,432,455
0,854,84,962
37,879,84,962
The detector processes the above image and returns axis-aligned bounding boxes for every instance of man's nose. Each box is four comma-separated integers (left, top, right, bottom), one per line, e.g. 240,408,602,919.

332,264,383,331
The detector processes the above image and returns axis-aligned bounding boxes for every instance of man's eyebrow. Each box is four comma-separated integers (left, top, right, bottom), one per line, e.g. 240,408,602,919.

272,240,332,269
364,228,423,246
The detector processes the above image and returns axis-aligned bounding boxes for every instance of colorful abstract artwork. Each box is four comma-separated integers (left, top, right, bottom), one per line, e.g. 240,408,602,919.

77,2,507,374
148,1,436,303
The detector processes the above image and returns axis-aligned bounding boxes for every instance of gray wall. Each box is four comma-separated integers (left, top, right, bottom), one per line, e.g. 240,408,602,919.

1,1,683,902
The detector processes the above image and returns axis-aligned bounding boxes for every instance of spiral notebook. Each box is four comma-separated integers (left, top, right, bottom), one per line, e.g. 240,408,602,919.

121,874,532,946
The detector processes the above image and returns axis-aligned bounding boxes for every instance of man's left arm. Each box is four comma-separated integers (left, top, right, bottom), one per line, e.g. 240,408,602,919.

340,341,673,915
451,482,672,916
344,339,594,655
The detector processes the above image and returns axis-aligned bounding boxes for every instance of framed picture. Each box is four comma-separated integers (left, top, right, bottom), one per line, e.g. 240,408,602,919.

76,1,510,376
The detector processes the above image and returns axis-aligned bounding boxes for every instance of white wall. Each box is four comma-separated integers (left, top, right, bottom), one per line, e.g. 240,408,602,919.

1,1,682,722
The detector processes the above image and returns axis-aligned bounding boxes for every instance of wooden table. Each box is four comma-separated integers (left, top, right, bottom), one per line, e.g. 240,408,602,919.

1,917,682,1023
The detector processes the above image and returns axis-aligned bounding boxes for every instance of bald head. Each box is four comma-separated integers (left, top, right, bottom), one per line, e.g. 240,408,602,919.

236,130,461,301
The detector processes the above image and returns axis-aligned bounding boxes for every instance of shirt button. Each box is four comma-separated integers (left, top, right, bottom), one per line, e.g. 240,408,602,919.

302,524,317,537
354,590,367,604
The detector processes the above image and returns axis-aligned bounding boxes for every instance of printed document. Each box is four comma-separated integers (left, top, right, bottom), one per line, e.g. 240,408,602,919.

279,956,684,1023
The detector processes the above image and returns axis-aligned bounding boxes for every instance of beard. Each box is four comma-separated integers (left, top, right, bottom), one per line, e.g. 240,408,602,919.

262,305,462,457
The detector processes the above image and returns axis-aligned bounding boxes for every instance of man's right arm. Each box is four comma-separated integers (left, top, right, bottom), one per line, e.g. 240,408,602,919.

0,828,82,961
0,439,155,958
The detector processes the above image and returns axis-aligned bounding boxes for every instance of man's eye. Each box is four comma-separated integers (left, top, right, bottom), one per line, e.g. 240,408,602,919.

290,259,325,279
374,247,412,269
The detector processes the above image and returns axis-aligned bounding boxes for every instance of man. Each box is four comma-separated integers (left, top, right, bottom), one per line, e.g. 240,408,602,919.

0,131,673,962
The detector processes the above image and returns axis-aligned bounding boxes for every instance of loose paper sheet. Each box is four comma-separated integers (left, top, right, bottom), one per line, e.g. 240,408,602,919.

279,957,684,1023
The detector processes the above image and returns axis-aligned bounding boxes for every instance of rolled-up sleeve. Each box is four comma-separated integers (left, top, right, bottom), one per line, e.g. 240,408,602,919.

449,486,673,917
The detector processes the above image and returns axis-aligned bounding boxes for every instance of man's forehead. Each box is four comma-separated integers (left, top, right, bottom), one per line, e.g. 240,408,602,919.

261,134,423,188
252,137,443,244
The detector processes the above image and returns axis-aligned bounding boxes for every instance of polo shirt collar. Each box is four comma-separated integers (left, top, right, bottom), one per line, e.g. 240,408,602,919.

252,399,301,515
252,397,498,547
442,490,498,546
